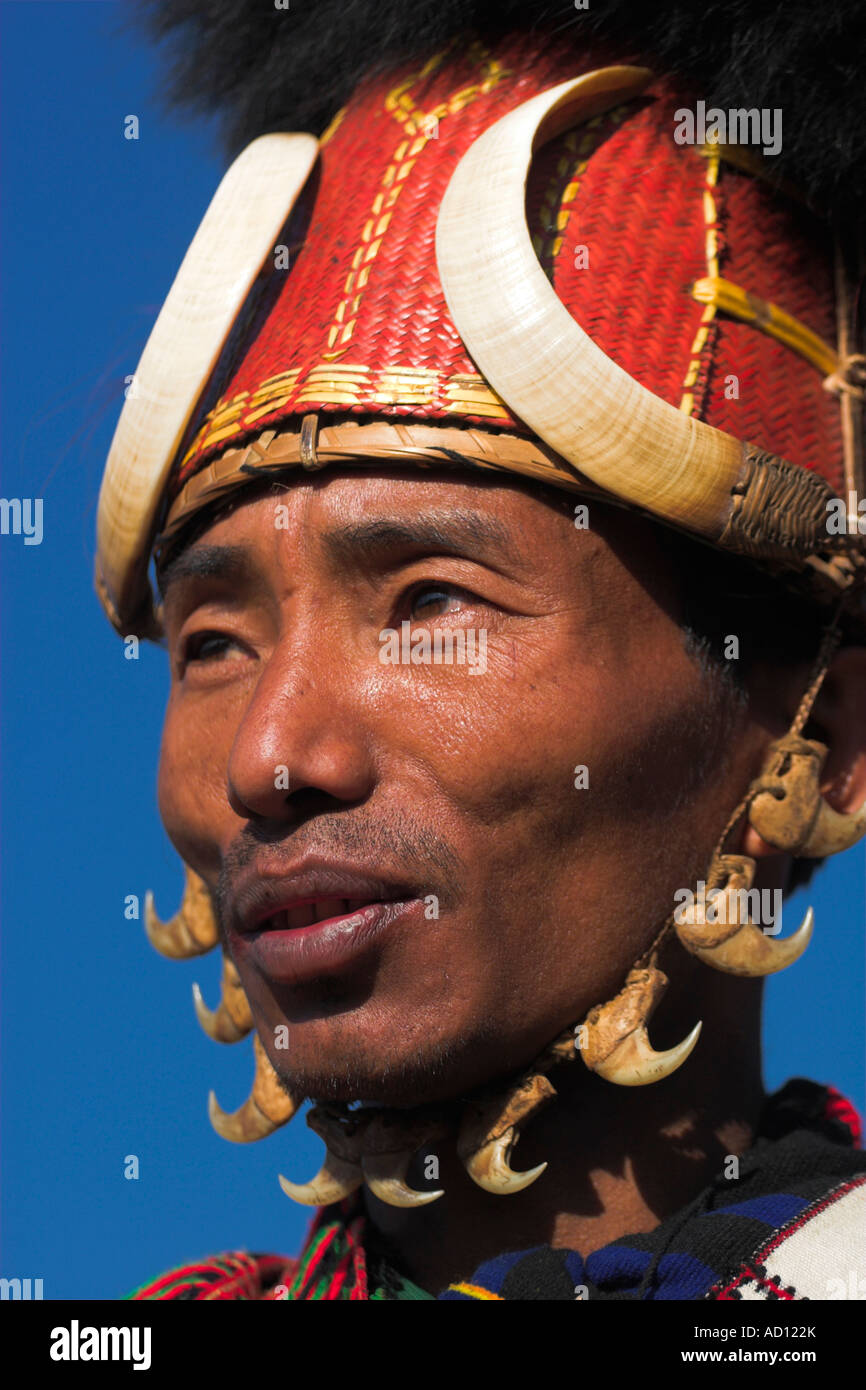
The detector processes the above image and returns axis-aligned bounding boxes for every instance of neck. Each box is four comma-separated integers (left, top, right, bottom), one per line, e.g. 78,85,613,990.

363,961,765,1296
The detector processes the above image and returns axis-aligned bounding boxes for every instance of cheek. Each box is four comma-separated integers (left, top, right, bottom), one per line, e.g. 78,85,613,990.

157,686,240,879
383,621,716,1012
378,620,675,853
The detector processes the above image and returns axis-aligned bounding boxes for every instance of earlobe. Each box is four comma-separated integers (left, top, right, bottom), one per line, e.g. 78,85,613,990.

740,820,782,861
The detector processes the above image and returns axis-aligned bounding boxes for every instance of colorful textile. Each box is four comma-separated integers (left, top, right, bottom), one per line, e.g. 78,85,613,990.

124,1252,291,1302
125,1203,430,1302
125,1080,864,1301
710,1176,866,1300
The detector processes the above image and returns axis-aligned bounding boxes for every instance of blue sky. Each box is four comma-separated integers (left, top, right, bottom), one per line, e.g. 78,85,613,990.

1,0,863,1300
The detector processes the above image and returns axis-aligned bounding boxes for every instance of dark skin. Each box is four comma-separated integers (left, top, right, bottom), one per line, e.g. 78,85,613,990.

157,467,866,1294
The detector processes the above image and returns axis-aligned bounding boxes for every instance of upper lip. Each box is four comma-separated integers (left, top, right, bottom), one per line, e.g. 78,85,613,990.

231,855,419,935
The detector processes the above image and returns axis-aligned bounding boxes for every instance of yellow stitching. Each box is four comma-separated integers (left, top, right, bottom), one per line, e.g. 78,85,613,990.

679,151,720,415
177,367,511,468
374,367,438,405
534,105,630,276
691,276,838,377
443,373,510,417
244,371,302,424
184,392,250,458
322,43,509,359
319,106,347,148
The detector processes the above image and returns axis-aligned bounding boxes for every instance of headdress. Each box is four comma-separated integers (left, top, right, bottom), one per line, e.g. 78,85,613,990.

99,2,865,1205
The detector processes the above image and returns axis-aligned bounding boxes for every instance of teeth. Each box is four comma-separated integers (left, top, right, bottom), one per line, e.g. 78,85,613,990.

264,899,380,932
286,903,315,930
315,897,348,923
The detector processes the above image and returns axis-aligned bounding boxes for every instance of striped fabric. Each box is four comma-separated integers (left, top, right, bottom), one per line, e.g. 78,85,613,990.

126,1080,864,1302
125,1252,291,1302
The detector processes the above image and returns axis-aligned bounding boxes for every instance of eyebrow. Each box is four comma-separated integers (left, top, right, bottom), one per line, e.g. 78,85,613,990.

157,544,253,599
321,511,514,570
157,509,516,601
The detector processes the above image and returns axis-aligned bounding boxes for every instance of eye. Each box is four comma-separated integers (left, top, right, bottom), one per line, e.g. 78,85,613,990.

407,583,470,621
182,631,239,664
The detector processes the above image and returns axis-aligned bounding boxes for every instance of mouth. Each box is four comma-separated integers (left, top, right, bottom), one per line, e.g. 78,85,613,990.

252,895,403,934
229,863,427,985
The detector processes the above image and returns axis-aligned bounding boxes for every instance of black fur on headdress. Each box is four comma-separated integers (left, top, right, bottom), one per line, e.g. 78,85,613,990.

132,0,865,221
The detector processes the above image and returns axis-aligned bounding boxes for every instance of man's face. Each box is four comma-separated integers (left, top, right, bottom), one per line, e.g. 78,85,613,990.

157,468,750,1106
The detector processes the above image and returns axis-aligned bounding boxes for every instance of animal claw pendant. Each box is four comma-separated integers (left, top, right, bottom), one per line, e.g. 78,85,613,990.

279,1070,563,1207
674,853,813,976
209,1033,301,1142
747,734,866,859
579,965,701,1085
279,1105,450,1209
456,1072,556,1194
144,865,219,958
193,949,254,1042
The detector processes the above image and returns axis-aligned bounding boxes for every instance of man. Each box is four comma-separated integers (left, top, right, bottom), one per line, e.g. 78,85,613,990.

101,1,865,1299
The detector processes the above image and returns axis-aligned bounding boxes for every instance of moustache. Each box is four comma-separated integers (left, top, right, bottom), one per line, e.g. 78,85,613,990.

214,809,463,925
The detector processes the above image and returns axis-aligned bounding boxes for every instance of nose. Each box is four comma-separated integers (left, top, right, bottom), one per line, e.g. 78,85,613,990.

226,632,375,823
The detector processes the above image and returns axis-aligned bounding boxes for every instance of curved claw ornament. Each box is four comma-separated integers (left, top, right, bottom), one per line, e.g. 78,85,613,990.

208,1033,300,1143
580,966,701,1086
145,864,219,959
279,1154,363,1207
279,1104,366,1205
799,799,866,858
463,1129,547,1195
458,1073,556,1194
589,1018,702,1086
748,735,866,859
675,854,813,977
362,1153,444,1208
193,951,253,1042
357,1110,449,1208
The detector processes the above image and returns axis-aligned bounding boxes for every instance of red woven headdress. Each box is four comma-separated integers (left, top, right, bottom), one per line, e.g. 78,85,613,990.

173,35,842,490
96,26,864,635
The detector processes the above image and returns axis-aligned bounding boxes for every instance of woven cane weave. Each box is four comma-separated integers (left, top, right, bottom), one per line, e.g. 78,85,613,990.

163,31,846,514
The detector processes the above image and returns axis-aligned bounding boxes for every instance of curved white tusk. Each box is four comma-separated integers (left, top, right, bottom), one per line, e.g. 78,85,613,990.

800,799,866,858
678,908,813,977
96,132,320,632
279,1154,363,1207
436,66,748,541
362,1153,444,1208
463,1127,547,1195
591,1021,703,1087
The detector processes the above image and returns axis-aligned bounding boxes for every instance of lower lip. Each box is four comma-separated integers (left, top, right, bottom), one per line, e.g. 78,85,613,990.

235,899,421,984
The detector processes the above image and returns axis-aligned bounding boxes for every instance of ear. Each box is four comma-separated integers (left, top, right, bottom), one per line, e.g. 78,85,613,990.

807,645,866,812
740,643,866,862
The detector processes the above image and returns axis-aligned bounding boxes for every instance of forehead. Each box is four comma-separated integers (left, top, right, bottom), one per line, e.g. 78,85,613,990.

159,467,579,576
154,466,682,637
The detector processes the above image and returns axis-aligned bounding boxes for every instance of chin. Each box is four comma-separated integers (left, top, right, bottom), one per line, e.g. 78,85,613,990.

268,1030,490,1109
